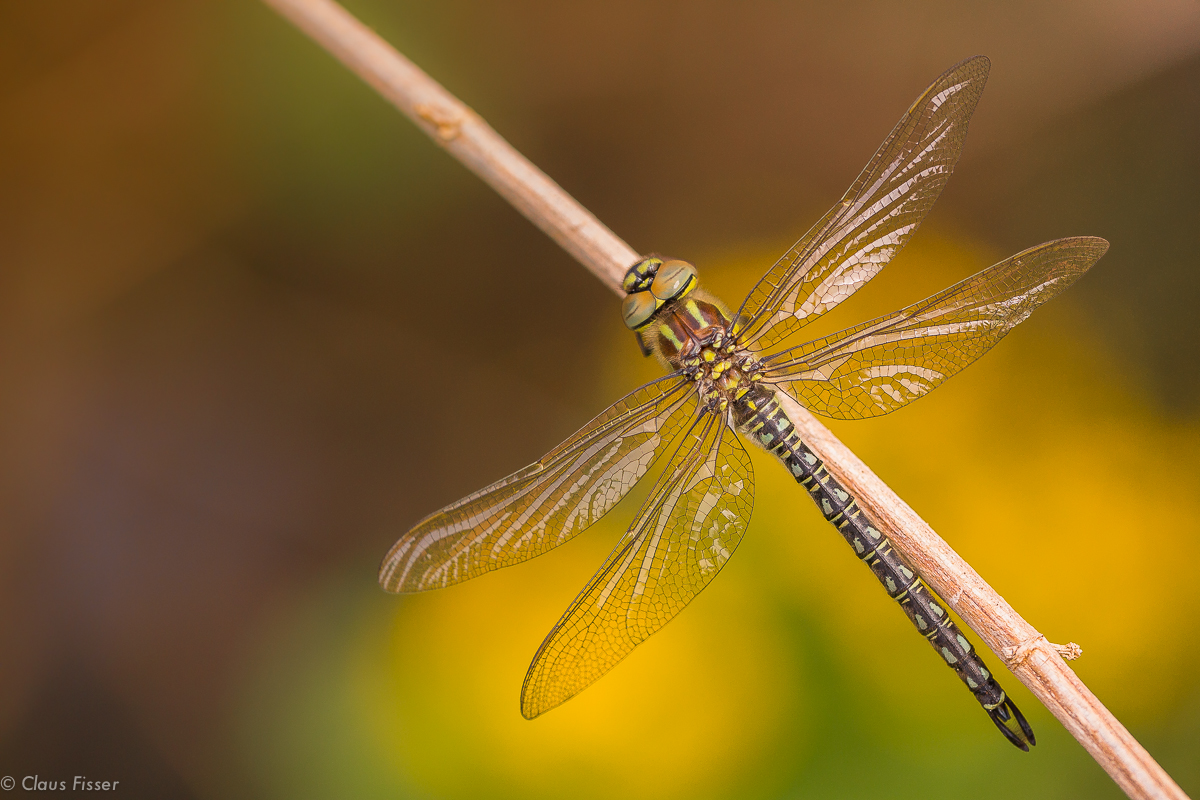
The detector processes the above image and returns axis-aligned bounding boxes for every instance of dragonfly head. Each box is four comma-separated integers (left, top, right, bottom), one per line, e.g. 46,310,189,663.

621,257,699,330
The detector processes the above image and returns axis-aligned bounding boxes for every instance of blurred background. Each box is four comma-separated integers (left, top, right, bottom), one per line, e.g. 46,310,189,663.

2,1,1199,798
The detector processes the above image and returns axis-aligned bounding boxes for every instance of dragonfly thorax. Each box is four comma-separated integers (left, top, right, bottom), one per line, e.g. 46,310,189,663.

620,257,764,412
679,332,766,415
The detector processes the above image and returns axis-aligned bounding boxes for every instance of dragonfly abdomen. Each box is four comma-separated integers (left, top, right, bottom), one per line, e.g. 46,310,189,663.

732,387,799,455
740,389,1036,750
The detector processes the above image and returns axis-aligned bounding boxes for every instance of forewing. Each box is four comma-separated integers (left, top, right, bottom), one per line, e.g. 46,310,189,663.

762,237,1109,419
520,411,754,719
733,56,990,352
379,374,697,593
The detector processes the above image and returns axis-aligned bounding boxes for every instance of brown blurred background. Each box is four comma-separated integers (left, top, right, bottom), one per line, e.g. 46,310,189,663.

1,1,1198,798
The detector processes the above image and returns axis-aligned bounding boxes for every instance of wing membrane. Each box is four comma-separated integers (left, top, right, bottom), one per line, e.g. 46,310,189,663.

520,411,754,719
733,56,990,352
762,237,1109,419
379,374,697,593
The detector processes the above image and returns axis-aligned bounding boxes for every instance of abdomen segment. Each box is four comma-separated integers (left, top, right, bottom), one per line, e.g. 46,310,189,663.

737,390,1036,750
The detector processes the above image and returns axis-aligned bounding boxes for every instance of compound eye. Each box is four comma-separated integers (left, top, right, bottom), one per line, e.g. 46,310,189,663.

650,260,697,301
621,291,659,330
623,257,662,293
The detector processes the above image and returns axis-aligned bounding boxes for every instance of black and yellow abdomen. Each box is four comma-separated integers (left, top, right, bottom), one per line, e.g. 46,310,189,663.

734,384,1036,751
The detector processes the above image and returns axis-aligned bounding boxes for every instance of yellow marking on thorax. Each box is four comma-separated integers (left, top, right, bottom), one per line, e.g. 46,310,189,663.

658,323,683,349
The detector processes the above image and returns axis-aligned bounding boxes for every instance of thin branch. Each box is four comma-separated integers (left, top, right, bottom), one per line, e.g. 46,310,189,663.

261,0,634,292
261,2,1189,799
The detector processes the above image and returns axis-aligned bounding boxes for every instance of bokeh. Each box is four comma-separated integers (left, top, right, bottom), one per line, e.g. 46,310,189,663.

2,1,1199,798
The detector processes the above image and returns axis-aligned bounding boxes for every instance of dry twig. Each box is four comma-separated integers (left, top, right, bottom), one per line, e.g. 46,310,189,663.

260,1,1189,798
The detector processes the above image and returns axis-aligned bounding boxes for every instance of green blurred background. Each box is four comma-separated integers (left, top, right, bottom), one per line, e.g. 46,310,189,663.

2,1,1199,798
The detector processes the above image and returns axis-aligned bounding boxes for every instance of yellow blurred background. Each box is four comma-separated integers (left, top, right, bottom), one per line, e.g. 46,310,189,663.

2,1,1199,798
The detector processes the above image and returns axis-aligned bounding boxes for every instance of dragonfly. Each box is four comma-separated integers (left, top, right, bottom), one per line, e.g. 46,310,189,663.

379,55,1108,750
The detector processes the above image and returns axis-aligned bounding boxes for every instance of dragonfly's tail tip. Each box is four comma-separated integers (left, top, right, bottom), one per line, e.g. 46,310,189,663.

988,694,1036,751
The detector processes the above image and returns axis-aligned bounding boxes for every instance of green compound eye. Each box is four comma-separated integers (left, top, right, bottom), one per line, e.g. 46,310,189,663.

622,257,662,293
621,291,660,330
650,260,698,301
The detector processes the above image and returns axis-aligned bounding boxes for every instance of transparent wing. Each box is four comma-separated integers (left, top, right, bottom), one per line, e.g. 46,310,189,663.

379,374,697,593
520,411,754,719
761,237,1109,419
733,56,990,352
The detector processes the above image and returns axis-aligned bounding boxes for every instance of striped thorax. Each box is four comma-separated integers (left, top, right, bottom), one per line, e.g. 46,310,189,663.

622,257,767,416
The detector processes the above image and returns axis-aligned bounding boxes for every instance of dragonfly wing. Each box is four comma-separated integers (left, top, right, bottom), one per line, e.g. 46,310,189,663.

520,411,754,719
380,374,698,593
733,56,990,352
762,237,1109,419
